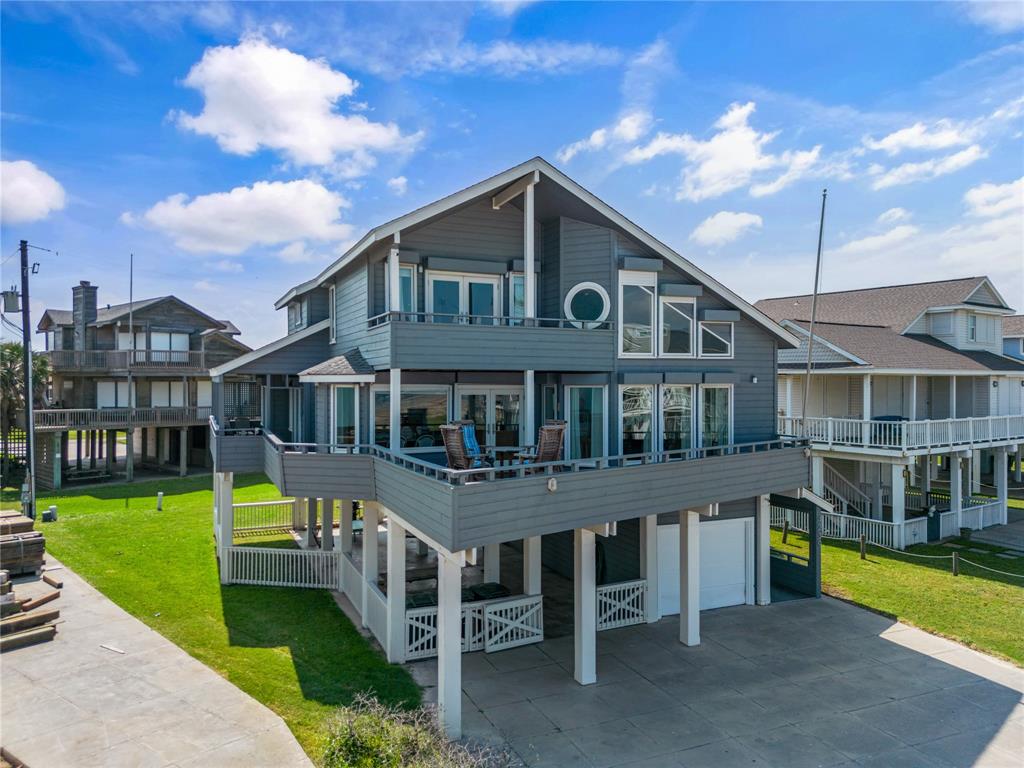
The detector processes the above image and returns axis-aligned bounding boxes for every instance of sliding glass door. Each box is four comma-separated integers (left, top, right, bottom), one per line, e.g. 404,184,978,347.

457,387,523,446
566,386,607,461
620,385,654,455
662,385,694,454
700,385,732,448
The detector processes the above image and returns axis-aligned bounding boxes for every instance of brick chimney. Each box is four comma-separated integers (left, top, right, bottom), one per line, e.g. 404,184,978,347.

72,280,98,351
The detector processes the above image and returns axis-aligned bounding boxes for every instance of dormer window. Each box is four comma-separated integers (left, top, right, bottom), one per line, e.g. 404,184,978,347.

968,314,977,342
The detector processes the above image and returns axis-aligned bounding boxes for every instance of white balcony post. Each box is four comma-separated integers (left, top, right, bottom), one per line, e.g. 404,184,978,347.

756,495,771,606
811,455,824,496
389,368,402,453
922,457,931,494
436,551,462,739
872,464,884,520
484,543,500,583
361,502,380,628
340,499,353,554
950,455,963,530
386,515,406,663
891,465,906,550
388,236,401,314
217,471,233,584
862,374,872,445
573,527,597,685
996,447,1009,525
304,497,318,548
679,510,700,646
524,178,536,319
971,449,981,495
524,370,535,446
523,535,542,596
639,515,660,622
949,376,956,419
910,375,918,421
321,498,334,551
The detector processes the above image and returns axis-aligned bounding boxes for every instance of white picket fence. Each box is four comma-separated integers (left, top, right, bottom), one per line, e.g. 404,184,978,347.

222,545,339,588
596,579,647,631
232,500,297,533
404,594,544,661
365,584,389,645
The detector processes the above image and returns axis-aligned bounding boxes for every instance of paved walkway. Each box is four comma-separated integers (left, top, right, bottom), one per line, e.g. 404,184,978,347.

1,558,311,767
414,597,1023,767
972,507,1024,551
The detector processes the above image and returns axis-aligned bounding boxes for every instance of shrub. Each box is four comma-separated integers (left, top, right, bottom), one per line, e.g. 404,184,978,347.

320,695,510,768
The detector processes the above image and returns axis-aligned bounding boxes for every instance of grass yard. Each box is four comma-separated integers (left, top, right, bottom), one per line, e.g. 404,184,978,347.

25,474,420,760
772,527,1024,666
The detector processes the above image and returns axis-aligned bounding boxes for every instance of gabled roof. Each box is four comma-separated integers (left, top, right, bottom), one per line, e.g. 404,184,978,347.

209,319,330,378
37,296,224,332
781,321,1024,374
274,156,800,348
756,277,1011,334
1004,315,1024,338
298,350,374,382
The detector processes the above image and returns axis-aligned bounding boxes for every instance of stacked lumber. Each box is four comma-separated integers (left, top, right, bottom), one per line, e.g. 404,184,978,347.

0,570,61,652
0,531,45,576
0,510,34,535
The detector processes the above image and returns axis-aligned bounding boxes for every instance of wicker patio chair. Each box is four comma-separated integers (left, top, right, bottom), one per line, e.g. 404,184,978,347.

440,421,492,471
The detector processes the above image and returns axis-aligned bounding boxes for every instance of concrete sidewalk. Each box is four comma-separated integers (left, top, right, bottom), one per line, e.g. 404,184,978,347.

1,558,312,767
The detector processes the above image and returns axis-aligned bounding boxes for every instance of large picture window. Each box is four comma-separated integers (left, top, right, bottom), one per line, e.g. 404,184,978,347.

620,385,654,456
331,385,358,445
698,321,734,358
660,298,695,357
618,271,657,356
700,385,732,448
662,385,693,453
373,386,451,450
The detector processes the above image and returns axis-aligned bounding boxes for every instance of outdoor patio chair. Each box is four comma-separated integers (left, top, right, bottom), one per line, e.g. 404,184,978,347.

440,421,493,471
518,420,566,473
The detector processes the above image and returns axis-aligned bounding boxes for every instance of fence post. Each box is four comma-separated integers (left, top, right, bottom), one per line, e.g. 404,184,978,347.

952,551,959,576
782,520,790,544
859,534,866,560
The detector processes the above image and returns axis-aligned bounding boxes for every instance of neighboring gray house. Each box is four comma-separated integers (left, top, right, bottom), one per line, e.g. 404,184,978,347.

207,157,817,738
1003,315,1024,361
34,281,251,488
757,278,1024,549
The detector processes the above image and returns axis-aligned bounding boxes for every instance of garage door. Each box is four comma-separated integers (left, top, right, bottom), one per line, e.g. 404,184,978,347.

657,518,754,615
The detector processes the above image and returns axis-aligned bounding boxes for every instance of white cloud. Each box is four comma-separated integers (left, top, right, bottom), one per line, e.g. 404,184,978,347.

963,176,1023,217
131,179,353,255
276,241,333,264
386,176,408,196
207,259,244,273
193,279,217,292
959,1,1024,33
408,39,622,78
689,211,763,247
870,145,986,189
877,207,911,224
863,119,977,155
174,38,420,172
556,110,653,163
834,225,920,255
0,160,66,224
624,102,821,202
484,0,538,17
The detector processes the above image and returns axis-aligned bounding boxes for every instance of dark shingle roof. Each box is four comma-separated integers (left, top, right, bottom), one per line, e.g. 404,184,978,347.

789,321,1024,372
1004,315,1024,337
755,277,1002,332
299,350,374,377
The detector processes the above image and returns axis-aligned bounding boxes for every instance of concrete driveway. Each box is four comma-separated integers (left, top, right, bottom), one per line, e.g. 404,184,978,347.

416,597,1023,767
1,558,311,768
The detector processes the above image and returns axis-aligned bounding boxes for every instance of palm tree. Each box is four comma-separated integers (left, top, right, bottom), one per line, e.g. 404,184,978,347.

1,342,50,484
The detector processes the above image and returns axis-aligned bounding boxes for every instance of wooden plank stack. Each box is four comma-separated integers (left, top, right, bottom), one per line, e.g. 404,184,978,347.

0,570,61,652
0,510,34,535
0,531,45,576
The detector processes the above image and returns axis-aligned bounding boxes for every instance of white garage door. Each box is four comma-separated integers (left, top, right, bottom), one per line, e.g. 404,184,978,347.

657,518,754,615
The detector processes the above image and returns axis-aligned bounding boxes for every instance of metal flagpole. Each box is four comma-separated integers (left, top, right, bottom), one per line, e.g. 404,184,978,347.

801,189,828,425
19,240,36,518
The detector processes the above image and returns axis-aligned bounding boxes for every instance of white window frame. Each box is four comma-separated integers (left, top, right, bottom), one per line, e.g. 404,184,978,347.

618,384,656,459
385,263,418,315
329,384,360,450
564,281,611,329
371,384,452,454
967,313,977,342
454,385,525,446
563,384,609,463
425,270,502,322
659,296,696,358
328,284,336,344
698,384,734,449
618,271,658,358
698,320,735,359
660,383,695,457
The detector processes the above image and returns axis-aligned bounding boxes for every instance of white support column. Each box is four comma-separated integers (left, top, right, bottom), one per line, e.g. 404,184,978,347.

996,447,1009,525
639,515,660,622
891,465,906,550
873,464,884,520
305,497,318,548
361,502,380,627
524,370,535,445
811,456,824,496
340,499,353,554
524,180,536,318
217,472,234,585
388,235,401,313
437,552,463,739
679,510,700,646
321,498,334,551
785,377,793,417
950,455,963,530
910,375,918,421
573,527,597,685
389,368,402,453
862,374,873,445
950,376,957,419
523,536,542,596
756,495,771,606
386,515,407,663
483,543,500,583
923,458,932,494
971,450,981,495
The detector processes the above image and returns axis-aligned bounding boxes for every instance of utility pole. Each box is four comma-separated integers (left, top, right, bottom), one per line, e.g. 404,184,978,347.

19,240,36,519
800,190,828,426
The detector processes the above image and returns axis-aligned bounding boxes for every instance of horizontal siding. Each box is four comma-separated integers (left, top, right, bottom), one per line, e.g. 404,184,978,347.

232,329,329,375
215,434,264,473
373,460,455,546
403,199,523,261
334,264,371,355
263,438,284,491
280,453,375,499
561,218,613,310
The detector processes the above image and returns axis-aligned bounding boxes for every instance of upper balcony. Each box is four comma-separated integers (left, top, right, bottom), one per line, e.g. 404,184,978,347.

361,312,615,371
780,414,1024,456
35,406,212,432
43,349,207,373
210,417,810,552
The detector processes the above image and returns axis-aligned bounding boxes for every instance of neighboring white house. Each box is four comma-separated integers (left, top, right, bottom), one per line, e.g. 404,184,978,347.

1004,315,1024,362
757,277,1024,549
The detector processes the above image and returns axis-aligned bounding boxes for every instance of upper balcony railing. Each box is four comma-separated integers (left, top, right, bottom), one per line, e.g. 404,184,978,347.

779,414,1024,453
42,349,207,371
367,311,615,331
35,406,212,431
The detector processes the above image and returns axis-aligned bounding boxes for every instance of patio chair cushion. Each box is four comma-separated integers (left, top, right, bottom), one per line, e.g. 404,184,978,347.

461,424,483,457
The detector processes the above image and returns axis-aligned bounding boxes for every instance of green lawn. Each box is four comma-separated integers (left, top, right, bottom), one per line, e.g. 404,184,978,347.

28,474,420,760
772,528,1024,666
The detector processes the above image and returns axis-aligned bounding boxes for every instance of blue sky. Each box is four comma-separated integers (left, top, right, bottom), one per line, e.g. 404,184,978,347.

2,1,1022,347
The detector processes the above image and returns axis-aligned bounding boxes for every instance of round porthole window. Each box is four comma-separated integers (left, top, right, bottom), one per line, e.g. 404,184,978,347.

564,282,611,329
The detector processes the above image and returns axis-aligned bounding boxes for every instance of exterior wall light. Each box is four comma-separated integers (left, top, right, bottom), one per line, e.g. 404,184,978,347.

547,477,558,493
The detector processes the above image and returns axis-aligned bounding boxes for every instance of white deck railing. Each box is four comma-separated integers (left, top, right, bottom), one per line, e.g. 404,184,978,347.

222,546,339,589
823,462,873,517
405,594,544,660
596,579,647,631
232,500,297,533
780,414,1024,452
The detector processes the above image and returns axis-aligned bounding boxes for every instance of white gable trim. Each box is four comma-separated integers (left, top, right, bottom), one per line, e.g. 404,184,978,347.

210,319,330,379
